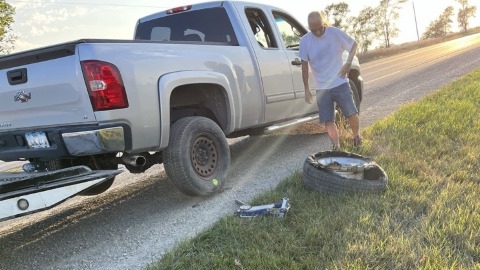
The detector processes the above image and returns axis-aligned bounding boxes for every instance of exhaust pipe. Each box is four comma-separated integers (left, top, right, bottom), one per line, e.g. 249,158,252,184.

122,154,147,167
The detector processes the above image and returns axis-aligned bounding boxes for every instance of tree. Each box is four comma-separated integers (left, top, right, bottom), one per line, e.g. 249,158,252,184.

0,0,16,55
422,6,455,39
349,7,382,53
376,0,407,48
456,0,477,32
323,2,350,31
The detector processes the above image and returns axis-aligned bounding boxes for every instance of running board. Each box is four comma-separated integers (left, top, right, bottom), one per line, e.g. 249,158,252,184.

264,115,319,133
0,166,120,221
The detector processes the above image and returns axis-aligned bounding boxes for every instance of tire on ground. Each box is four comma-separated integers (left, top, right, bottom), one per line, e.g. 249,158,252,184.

163,116,230,196
302,151,388,194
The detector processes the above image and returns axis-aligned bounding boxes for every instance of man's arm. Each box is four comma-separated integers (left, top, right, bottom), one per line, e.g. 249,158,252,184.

346,41,358,64
339,41,358,78
302,60,313,104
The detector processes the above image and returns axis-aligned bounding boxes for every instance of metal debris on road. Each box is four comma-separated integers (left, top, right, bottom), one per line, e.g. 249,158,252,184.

234,197,290,218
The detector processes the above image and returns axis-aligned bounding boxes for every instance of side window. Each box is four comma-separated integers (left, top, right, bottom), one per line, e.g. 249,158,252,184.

245,8,277,49
272,12,306,50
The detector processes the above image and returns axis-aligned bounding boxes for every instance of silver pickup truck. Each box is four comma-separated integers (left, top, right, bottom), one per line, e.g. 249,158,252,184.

0,1,363,220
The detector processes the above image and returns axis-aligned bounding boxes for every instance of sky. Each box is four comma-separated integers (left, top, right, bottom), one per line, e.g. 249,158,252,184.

7,0,480,53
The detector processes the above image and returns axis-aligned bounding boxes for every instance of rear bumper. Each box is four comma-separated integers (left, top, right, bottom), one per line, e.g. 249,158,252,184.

62,127,125,156
0,124,131,161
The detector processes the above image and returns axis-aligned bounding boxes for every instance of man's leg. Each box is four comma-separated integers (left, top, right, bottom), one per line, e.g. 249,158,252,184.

333,83,362,147
347,113,360,137
316,89,338,149
347,113,362,147
325,121,340,149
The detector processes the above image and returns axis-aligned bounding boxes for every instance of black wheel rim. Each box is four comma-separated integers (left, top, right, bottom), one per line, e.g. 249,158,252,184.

191,134,219,178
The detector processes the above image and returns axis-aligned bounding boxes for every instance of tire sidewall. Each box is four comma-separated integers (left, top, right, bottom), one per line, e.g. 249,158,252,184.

164,117,230,196
302,151,388,194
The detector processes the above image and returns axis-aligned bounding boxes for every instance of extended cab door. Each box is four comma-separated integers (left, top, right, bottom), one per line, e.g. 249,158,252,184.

271,11,318,117
241,7,295,123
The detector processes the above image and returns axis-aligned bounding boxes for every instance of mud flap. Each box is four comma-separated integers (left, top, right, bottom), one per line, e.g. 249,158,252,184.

0,166,121,221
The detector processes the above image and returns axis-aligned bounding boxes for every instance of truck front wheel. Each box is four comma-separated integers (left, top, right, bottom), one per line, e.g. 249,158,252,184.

163,116,230,196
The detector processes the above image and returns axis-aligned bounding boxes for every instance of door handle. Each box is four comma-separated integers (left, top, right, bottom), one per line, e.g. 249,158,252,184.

291,58,302,66
7,68,28,85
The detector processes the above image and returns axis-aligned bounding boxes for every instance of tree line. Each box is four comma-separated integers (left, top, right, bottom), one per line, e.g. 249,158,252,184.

323,0,477,53
1,0,16,55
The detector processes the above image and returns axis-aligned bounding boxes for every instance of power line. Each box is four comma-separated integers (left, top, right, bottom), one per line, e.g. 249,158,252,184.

412,1,420,41
8,0,170,9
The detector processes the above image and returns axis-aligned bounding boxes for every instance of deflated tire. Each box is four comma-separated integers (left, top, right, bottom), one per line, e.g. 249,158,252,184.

163,116,230,196
302,151,388,194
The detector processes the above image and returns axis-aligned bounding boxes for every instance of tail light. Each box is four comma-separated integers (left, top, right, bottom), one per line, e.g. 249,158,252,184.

166,5,192,14
81,60,129,111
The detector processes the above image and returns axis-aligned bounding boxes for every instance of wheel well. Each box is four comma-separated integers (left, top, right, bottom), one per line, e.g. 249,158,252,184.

169,84,229,131
349,69,363,102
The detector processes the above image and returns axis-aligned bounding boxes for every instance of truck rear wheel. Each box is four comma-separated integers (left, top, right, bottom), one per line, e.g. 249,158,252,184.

163,116,230,196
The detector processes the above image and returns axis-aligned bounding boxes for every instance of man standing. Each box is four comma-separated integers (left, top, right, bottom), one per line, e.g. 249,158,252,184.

299,11,362,149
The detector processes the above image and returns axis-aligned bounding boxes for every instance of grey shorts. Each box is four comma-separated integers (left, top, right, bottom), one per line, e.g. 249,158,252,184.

316,82,358,123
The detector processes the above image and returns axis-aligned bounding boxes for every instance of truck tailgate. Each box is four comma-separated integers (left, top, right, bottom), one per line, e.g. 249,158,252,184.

0,43,96,131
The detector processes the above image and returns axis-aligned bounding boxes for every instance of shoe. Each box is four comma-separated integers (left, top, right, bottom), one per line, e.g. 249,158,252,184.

353,135,363,148
332,145,341,151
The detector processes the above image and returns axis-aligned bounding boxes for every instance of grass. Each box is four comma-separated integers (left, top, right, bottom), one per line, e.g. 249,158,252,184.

146,69,480,269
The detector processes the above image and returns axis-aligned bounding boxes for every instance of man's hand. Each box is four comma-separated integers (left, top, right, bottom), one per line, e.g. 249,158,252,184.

338,63,351,78
305,89,313,104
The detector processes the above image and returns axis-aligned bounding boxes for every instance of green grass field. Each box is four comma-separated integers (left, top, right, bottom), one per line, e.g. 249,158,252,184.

147,69,480,270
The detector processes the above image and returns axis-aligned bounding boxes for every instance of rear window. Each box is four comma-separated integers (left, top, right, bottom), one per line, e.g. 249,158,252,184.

135,7,238,45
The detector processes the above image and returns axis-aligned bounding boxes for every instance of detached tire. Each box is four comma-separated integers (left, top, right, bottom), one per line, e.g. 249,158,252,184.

163,116,230,196
302,151,388,194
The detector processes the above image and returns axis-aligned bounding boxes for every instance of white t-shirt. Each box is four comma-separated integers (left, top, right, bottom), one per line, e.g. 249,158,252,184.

299,27,355,90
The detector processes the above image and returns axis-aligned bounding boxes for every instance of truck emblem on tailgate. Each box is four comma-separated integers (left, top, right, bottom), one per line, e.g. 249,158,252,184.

14,91,31,103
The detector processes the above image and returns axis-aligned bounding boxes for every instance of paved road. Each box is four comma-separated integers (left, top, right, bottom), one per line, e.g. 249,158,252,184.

1,34,480,270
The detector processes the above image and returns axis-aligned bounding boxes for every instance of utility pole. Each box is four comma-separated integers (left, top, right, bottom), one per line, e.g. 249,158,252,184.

412,1,420,41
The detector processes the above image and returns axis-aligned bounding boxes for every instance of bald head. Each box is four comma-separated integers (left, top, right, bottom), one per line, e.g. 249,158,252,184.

308,11,325,37
308,11,323,26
